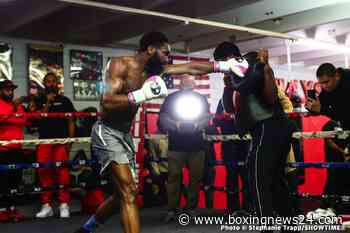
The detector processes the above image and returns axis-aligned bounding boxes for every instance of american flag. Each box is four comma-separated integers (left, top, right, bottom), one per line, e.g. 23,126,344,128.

163,74,175,89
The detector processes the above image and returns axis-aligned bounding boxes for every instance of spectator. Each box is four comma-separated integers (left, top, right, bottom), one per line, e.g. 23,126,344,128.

34,73,75,218
306,63,350,129
158,75,210,222
0,80,26,222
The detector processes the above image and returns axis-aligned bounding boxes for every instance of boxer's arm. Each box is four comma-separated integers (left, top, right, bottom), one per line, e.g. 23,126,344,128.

101,59,133,111
164,62,214,75
101,78,131,111
164,58,248,78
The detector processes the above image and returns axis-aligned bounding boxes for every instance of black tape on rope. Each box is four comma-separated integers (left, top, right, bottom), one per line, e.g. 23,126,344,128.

2,159,350,172
295,192,350,203
288,162,350,169
0,180,109,198
208,160,246,167
210,161,350,169
0,159,98,171
146,157,350,169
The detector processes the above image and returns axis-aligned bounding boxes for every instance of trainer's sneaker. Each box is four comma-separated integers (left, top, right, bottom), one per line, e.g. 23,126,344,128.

59,203,70,218
36,203,54,218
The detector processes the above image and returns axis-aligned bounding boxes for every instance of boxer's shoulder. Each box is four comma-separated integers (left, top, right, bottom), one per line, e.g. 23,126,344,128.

108,56,130,70
111,56,144,73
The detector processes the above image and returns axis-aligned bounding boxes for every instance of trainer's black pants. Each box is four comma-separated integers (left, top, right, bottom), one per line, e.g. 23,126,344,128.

247,117,295,219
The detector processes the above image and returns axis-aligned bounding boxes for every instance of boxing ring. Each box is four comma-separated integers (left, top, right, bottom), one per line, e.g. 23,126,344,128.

1,1,350,232
1,110,350,223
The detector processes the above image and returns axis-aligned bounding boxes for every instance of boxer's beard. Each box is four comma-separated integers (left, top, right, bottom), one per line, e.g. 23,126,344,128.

145,52,165,76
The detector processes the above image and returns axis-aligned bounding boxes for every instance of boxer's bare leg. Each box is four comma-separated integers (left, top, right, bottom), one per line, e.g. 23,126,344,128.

75,162,139,233
109,162,140,233
94,192,119,223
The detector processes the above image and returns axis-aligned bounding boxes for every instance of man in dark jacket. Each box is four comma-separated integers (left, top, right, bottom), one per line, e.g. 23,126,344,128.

306,63,350,130
158,75,210,222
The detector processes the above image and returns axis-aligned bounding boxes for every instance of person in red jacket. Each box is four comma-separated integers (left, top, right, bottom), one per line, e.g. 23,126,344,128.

0,80,26,222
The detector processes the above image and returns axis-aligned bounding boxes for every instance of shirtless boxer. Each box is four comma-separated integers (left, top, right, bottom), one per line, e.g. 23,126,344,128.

75,32,248,233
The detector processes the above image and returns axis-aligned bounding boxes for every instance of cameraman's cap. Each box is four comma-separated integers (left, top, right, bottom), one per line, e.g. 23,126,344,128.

0,80,18,90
